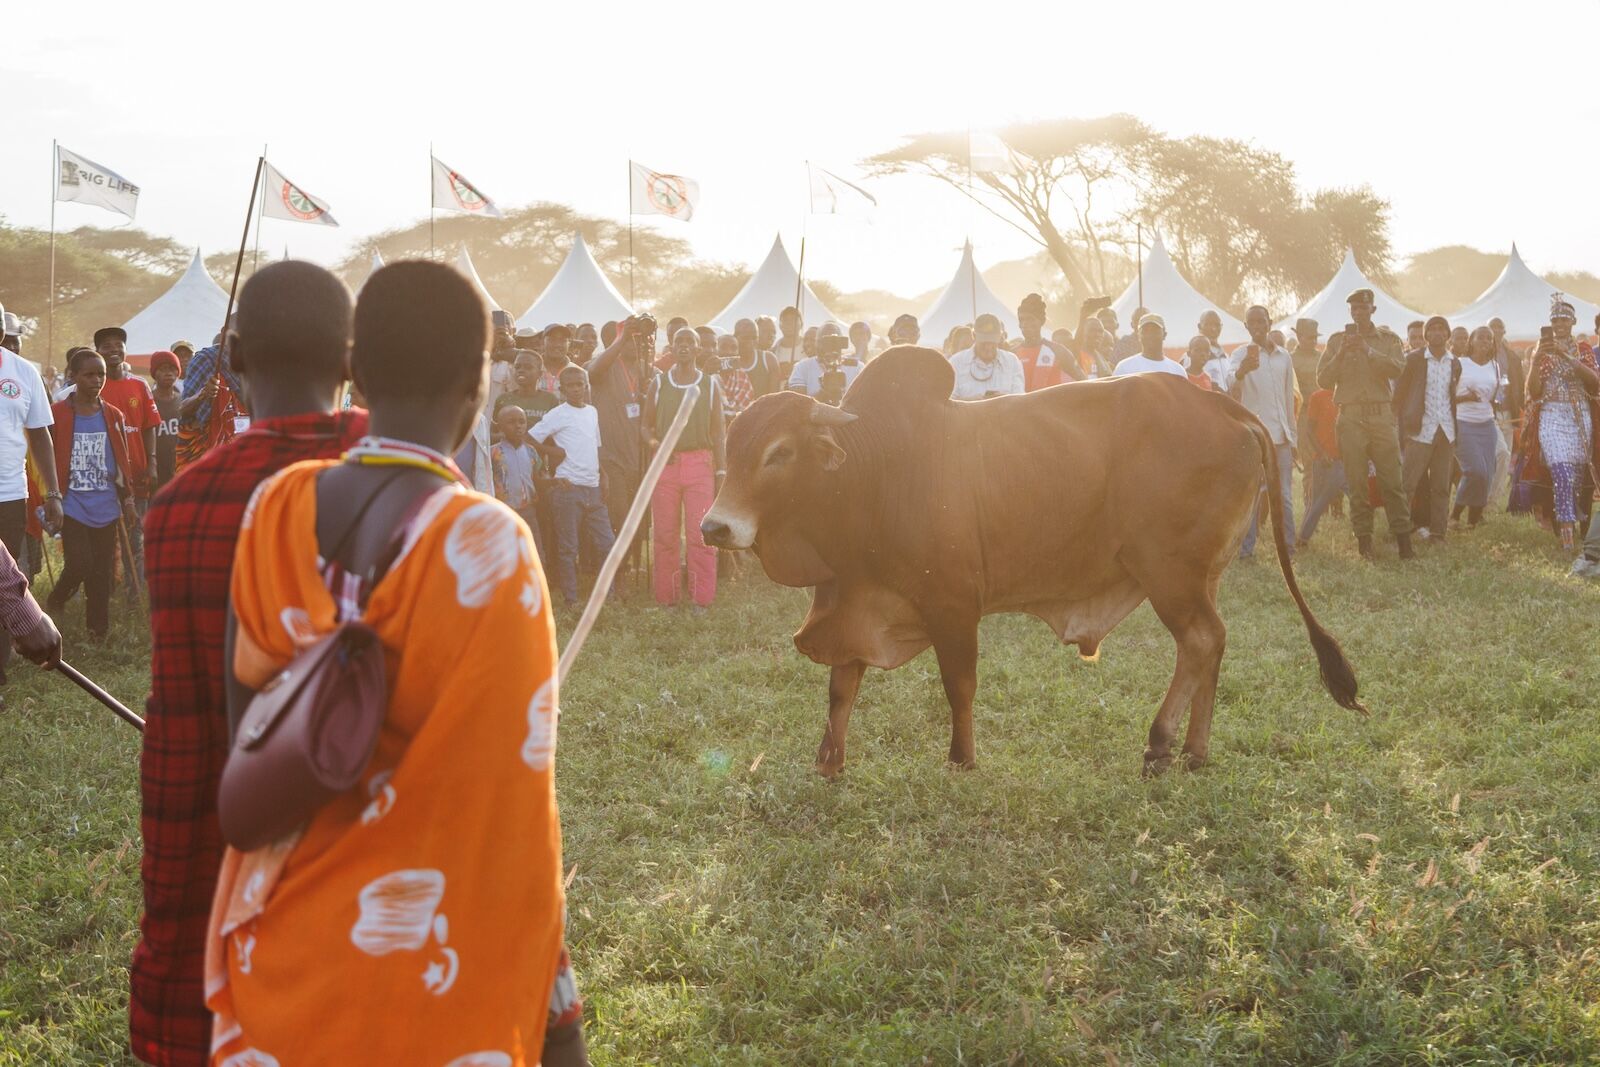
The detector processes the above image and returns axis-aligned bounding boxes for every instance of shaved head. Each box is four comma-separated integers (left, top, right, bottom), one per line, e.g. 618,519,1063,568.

235,260,353,382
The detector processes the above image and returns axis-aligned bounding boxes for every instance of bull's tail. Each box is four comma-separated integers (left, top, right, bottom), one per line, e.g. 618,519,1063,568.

1245,414,1369,716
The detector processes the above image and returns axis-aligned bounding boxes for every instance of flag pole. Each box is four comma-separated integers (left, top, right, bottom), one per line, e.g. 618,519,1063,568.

250,144,266,275
1137,223,1144,311
429,142,436,260
627,161,635,305
220,156,267,354
794,162,809,320
48,140,57,369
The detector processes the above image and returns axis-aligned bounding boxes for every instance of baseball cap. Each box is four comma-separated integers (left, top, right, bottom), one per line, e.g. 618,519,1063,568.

1138,313,1167,333
170,339,196,354
93,325,128,347
2,312,20,338
973,313,1004,343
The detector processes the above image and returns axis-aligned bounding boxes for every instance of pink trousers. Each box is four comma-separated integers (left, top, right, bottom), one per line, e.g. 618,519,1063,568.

652,449,717,607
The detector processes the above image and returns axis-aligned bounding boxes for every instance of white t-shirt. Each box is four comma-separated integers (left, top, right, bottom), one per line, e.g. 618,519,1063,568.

530,402,603,488
0,351,55,501
949,347,1026,400
1113,354,1188,379
1455,357,1498,424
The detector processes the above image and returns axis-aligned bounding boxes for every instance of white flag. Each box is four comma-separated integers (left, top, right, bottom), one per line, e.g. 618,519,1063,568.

55,145,140,220
259,162,339,227
969,131,1013,174
431,156,504,218
629,161,699,222
809,165,877,214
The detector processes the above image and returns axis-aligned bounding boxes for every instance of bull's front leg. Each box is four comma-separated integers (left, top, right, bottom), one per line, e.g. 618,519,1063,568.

932,625,980,770
816,661,866,778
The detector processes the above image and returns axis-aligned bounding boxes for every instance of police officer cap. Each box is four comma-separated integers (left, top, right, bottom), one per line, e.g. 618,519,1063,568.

1345,288,1375,305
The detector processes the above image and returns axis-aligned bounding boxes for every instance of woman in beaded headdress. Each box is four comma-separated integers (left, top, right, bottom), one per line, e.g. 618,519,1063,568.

1521,293,1600,551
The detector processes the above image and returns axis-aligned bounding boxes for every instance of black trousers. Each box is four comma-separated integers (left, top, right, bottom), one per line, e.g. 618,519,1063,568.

49,517,116,637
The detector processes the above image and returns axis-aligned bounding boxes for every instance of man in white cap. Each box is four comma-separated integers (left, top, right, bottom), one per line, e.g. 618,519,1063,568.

950,313,1025,399
1112,314,1186,378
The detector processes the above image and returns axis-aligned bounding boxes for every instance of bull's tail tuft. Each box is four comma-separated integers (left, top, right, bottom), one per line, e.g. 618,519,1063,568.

1248,412,1369,716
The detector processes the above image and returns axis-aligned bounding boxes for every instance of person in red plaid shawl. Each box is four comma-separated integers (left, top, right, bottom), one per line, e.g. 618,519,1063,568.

130,261,369,1066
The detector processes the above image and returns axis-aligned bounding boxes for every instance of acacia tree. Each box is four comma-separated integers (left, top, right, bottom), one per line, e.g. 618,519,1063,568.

866,115,1394,315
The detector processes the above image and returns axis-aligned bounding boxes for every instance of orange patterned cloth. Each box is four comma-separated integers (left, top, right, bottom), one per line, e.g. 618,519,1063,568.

205,460,564,1066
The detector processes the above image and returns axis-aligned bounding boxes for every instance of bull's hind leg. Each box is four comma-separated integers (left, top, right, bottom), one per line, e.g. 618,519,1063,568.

816,661,866,778
1178,581,1227,770
931,624,980,770
1140,594,1226,778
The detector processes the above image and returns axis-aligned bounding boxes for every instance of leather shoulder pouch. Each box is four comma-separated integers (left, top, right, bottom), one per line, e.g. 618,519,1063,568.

218,472,434,852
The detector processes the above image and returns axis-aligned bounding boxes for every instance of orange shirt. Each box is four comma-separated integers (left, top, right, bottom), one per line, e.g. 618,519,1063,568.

1187,373,1214,391
1014,343,1065,392
1308,389,1340,459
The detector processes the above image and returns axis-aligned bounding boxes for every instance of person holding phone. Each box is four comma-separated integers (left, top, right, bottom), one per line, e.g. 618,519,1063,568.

1229,305,1299,559
1522,295,1599,553
1316,287,1413,560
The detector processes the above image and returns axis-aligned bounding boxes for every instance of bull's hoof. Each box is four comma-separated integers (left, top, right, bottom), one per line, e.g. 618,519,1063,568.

1179,750,1209,772
1142,753,1174,778
947,757,978,771
814,756,845,779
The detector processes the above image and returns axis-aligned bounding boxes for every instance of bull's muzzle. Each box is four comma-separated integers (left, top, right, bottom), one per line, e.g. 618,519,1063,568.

701,517,734,548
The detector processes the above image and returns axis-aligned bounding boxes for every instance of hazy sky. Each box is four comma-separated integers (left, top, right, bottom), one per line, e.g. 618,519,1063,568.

6,0,1597,302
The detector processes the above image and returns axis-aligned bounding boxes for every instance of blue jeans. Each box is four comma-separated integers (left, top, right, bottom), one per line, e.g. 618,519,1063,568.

551,482,615,605
1242,442,1296,557
1298,456,1348,544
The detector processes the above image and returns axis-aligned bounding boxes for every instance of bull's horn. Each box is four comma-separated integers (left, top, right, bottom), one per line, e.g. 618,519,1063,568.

809,405,858,426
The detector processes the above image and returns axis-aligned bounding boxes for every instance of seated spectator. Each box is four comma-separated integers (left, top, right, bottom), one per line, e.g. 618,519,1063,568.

1112,315,1186,378
951,314,1026,399
209,259,578,1064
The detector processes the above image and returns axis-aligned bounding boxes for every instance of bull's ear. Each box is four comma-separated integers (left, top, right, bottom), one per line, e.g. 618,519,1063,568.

812,428,848,471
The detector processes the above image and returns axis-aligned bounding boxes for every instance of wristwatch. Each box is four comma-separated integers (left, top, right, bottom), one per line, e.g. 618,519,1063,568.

44,491,62,502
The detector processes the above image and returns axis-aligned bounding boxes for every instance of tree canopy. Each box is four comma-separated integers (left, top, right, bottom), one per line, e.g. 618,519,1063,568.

865,115,1394,317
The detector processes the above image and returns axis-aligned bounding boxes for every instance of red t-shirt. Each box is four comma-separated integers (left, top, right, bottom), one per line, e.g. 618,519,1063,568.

101,375,161,489
1014,343,1065,392
1187,373,1214,391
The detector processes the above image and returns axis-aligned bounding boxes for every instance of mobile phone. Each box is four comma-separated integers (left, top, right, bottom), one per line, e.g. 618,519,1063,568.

1540,326,1555,344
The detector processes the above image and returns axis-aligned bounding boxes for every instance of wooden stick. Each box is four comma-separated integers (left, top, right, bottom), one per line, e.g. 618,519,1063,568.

558,384,700,686
57,659,144,732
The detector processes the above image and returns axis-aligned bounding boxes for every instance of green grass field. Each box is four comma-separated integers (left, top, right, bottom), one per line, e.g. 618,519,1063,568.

3,515,1598,1064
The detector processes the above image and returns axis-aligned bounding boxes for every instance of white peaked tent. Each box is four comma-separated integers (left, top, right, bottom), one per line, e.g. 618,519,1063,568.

709,234,839,331
356,250,384,292
1278,249,1424,335
517,232,633,329
1112,233,1247,346
917,241,1017,344
122,249,229,354
455,247,500,310
1450,244,1600,342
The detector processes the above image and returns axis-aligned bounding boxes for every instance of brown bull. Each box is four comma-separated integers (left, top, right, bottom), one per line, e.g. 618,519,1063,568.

701,346,1365,777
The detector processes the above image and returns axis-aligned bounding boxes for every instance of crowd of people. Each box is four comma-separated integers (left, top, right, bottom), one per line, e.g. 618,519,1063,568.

0,258,1593,1064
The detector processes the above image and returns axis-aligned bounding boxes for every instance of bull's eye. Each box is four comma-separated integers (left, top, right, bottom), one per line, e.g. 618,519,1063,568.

765,445,793,466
